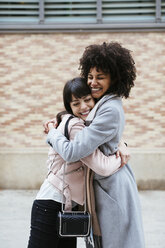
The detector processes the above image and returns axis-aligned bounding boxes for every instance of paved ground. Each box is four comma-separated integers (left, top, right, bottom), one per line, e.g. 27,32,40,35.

0,190,165,248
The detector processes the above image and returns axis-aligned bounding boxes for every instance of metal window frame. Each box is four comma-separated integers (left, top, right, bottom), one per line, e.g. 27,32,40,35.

39,0,44,24
0,0,165,33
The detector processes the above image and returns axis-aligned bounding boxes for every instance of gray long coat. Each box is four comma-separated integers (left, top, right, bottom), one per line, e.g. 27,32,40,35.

47,94,145,248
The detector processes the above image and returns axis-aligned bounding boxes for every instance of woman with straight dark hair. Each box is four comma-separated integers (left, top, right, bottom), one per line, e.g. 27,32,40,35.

27,77,124,248
45,42,145,248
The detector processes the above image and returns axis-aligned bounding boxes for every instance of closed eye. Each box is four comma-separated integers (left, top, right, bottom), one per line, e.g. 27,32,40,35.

72,102,79,106
85,98,92,102
97,77,104,79
88,76,93,79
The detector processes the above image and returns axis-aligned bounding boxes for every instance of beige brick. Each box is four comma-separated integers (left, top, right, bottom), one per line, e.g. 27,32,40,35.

0,32,165,149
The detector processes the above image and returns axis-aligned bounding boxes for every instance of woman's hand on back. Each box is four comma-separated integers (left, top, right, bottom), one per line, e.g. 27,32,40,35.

116,141,130,167
43,118,57,134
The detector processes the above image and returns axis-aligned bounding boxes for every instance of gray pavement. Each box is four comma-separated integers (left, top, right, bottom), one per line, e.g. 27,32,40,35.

0,190,165,248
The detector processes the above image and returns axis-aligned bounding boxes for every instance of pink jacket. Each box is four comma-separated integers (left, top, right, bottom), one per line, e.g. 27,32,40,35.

47,114,121,205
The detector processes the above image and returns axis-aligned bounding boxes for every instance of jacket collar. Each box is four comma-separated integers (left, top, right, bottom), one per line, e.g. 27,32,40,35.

85,94,118,125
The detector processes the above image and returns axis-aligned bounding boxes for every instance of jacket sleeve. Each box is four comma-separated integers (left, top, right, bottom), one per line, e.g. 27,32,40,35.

81,151,121,177
69,120,121,177
46,105,120,163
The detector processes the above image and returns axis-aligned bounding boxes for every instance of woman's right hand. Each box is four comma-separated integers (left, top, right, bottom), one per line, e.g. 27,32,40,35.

43,118,57,134
116,141,130,167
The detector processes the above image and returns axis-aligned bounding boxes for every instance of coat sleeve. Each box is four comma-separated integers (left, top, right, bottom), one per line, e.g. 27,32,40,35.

46,105,120,163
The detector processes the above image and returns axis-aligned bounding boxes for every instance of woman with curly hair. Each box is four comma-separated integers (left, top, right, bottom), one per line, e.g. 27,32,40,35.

45,42,145,248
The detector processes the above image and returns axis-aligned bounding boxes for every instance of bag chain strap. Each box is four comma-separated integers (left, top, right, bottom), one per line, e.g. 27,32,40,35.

61,116,87,213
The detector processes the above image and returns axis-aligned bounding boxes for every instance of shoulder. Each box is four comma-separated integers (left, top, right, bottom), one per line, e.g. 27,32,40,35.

68,116,85,133
58,114,85,135
92,97,124,126
99,96,122,110
67,116,85,140
97,97,122,116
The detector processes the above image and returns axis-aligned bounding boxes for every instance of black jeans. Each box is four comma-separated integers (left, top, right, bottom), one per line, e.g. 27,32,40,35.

27,200,77,248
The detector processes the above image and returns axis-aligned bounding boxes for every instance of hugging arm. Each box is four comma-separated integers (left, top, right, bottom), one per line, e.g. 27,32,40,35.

81,150,121,177
47,106,120,163
68,121,121,177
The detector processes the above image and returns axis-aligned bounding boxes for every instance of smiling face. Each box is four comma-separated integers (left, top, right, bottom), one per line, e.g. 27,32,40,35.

87,67,111,99
70,94,95,121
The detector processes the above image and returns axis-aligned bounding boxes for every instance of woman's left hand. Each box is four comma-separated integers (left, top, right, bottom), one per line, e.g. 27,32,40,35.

47,122,55,131
116,141,130,167
43,118,57,134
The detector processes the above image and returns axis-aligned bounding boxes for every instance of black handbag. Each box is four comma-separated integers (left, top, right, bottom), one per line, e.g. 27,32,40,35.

58,116,91,237
58,211,91,237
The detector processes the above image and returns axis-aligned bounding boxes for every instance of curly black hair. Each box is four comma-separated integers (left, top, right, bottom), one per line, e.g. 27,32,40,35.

79,42,136,98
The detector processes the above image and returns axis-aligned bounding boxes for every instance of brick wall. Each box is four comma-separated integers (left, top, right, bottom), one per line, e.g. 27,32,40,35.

0,32,165,189
1,32,165,150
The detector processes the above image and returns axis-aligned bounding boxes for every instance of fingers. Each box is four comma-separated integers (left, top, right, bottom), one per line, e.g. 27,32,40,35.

43,121,49,134
121,154,131,167
121,157,126,167
116,150,120,158
43,118,57,134
43,120,52,134
43,123,48,134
